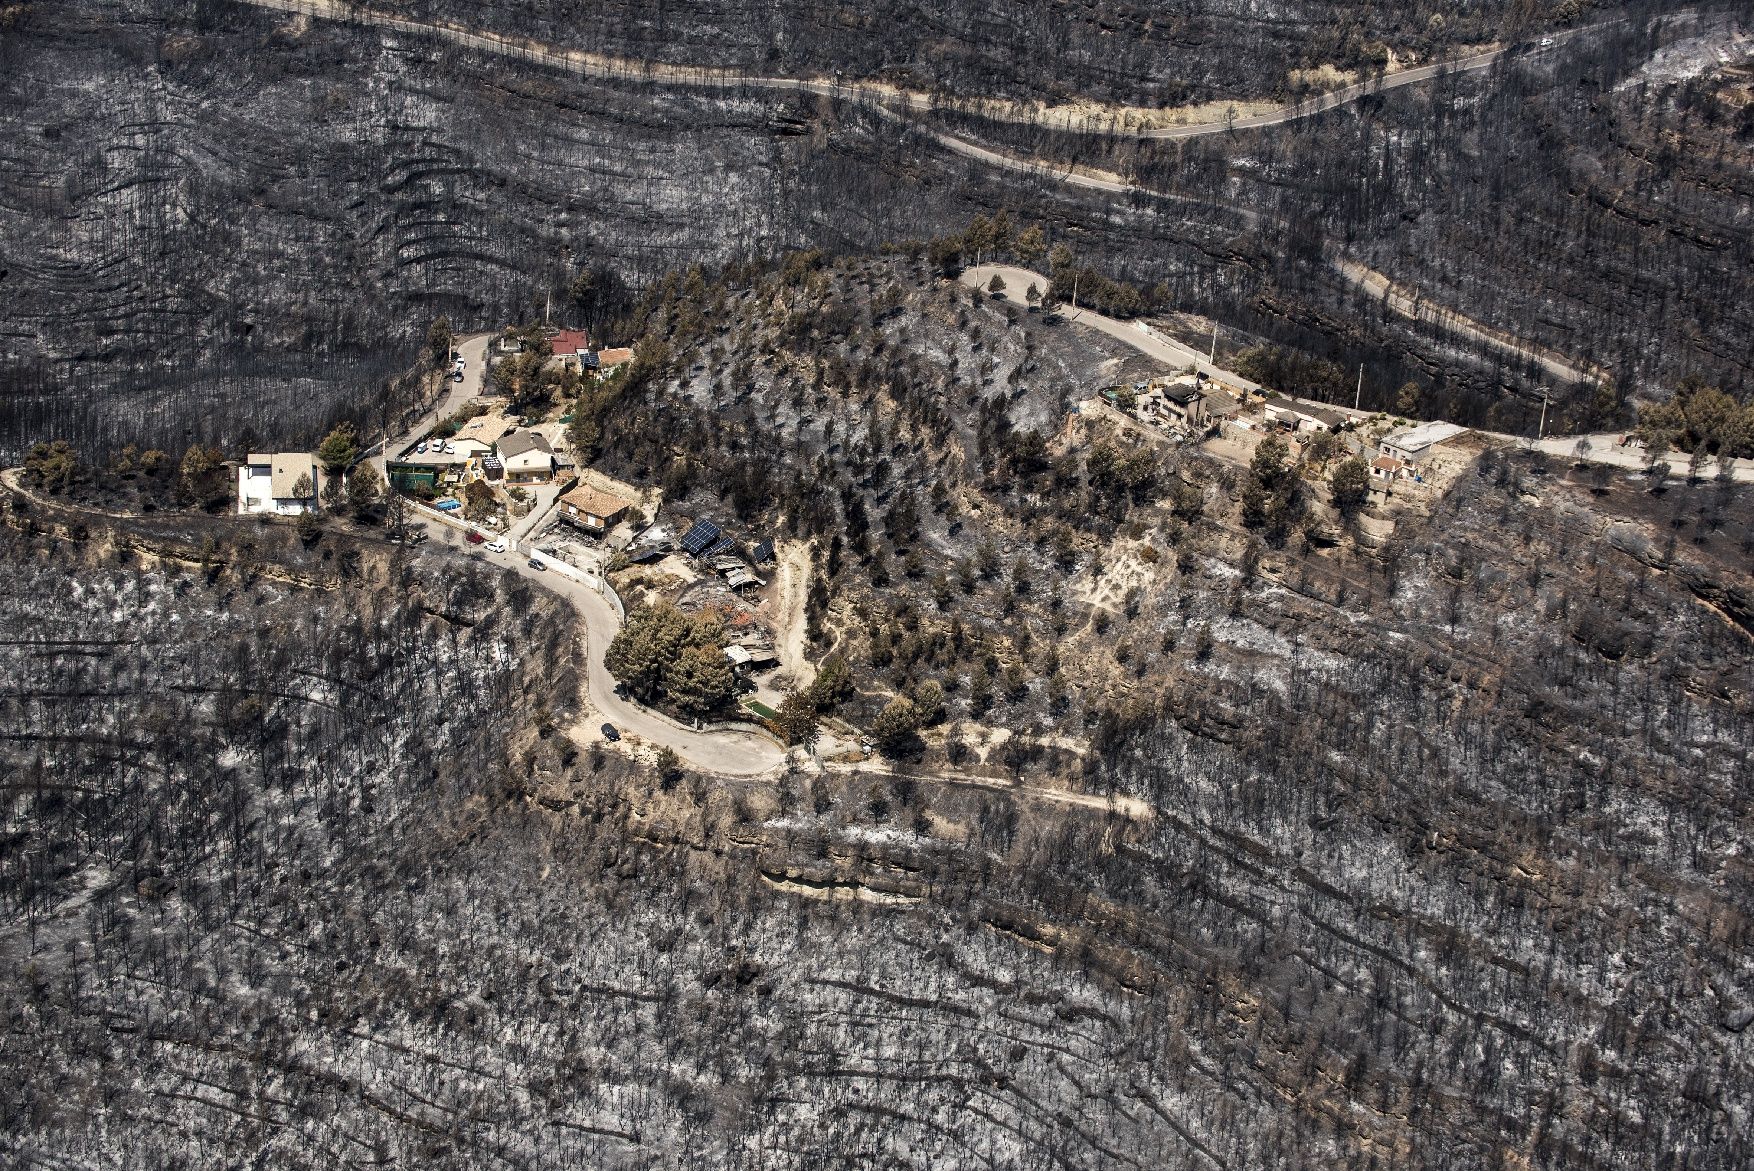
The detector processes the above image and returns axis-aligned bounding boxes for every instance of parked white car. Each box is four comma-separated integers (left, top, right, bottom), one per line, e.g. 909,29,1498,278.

415,440,428,453
485,540,507,553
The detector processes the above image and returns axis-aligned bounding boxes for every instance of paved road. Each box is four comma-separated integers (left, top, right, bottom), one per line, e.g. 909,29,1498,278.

1140,30,1596,140
371,331,491,480
1531,433,1753,482
1332,260,1600,386
417,515,791,775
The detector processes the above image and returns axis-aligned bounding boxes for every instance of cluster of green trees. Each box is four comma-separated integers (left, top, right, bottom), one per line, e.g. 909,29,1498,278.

1086,441,1161,519
1329,456,1372,515
1633,382,1754,466
867,678,947,759
605,601,739,718
490,332,571,418
1241,433,1305,541
1232,345,1354,405
769,654,854,749
904,212,1048,280
426,317,454,370
21,440,81,493
567,340,669,463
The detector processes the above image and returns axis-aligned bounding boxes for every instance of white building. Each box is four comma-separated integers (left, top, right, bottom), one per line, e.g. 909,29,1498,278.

1380,421,1468,465
237,452,320,515
497,432,555,484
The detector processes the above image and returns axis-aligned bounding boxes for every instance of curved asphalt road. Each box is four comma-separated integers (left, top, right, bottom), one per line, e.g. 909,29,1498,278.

439,529,789,775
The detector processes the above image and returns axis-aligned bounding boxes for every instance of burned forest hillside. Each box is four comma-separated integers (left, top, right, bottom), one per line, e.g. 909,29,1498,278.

5,261,1751,1170
5,0,1753,462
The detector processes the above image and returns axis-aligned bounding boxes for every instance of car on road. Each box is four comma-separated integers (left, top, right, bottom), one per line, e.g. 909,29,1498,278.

485,539,507,553
451,372,465,382
600,723,620,742
1539,36,1554,48
440,441,455,454
465,530,485,545
527,557,544,570
415,440,428,453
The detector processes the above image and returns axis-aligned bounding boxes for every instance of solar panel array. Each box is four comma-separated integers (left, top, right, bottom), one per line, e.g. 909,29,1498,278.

752,537,775,564
679,518,721,556
704,536,736,558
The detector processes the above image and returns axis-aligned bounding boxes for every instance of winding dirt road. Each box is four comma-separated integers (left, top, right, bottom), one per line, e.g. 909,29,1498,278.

229,0,1608,383
236,0,1603,141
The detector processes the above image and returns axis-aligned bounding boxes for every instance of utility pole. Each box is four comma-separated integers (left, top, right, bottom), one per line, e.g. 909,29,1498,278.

1209,323,1218,365
1071,270,1080,315
1355,364,1363,412
1536,386,1550,444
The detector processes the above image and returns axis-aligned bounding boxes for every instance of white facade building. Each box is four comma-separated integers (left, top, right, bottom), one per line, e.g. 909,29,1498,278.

237,452,320,515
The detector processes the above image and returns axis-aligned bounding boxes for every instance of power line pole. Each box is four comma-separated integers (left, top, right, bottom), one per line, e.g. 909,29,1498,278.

1209,323,1218,365
1536,386,1550,444
1355,364,1363,412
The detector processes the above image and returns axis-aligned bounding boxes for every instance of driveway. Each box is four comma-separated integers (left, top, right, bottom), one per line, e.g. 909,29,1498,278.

421,517,789,776
507,482,564,544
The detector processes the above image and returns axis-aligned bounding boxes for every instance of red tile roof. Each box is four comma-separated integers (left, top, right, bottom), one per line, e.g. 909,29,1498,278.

548,329,590,355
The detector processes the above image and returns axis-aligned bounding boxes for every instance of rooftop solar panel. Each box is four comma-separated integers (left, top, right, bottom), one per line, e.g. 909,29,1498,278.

680,519,721,556
704,536,736,558
752,538,775,564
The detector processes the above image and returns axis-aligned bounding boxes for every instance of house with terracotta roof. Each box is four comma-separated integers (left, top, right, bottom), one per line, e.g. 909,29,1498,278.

545,329,593,374
1371,454,1409,482
558,481,638,534
595,347,635,377
452,412,515,458
237,452,320,515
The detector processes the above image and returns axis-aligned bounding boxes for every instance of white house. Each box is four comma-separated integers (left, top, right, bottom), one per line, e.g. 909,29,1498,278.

497,432,555,484
237,452,320,515
1380,421,1468,465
